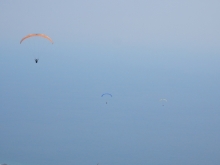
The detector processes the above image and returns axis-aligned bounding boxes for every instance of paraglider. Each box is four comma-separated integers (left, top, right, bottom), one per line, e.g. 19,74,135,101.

101,93,112,104
20,33,53,63
160,98,167,106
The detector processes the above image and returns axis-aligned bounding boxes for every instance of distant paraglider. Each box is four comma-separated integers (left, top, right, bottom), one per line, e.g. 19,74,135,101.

160,98,167,106
101,93,112,104
20,33,53,63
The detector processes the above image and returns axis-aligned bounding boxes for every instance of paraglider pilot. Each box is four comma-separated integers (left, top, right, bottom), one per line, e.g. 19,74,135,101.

35,59,39,63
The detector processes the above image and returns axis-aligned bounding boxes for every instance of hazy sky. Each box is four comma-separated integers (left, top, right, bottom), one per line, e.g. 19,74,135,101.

1,1,220,165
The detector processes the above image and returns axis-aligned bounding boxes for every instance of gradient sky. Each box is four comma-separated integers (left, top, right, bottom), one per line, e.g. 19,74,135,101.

1,1,220,165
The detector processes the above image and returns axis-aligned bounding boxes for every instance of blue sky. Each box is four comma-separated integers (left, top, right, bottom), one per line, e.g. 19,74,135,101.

1,1,220,165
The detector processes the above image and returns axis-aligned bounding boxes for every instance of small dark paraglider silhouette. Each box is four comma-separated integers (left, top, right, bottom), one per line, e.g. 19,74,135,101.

35,59,39,63
101,93,112,104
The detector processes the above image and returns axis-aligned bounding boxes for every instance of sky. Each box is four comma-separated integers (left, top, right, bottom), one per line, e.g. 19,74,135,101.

1,0,220,165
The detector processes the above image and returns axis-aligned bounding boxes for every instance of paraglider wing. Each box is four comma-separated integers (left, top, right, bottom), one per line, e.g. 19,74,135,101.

101,93,112,97
160,99,167,102
20,34,53,44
